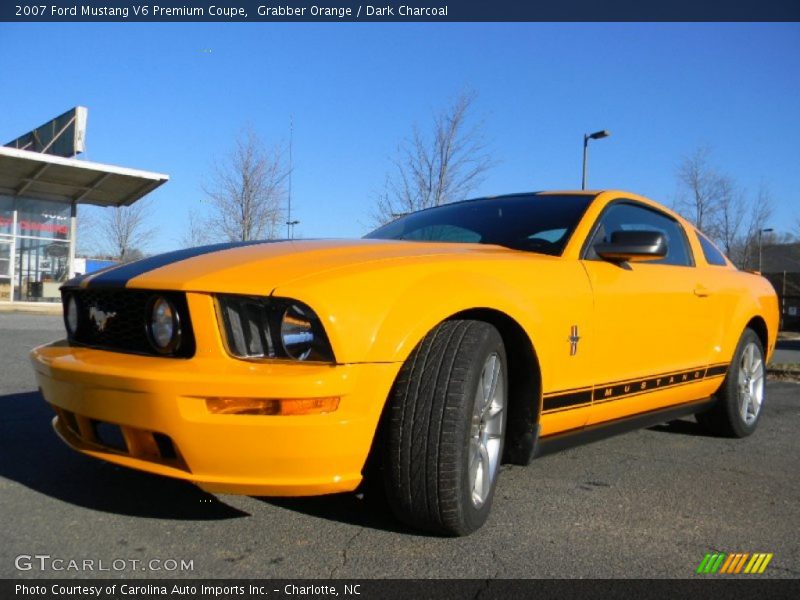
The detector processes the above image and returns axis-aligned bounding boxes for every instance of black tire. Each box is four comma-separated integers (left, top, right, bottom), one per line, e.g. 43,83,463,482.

383,320,507,536
696,328,766,438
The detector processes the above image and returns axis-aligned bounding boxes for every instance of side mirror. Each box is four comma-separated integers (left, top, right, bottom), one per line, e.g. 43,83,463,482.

594,230,667,262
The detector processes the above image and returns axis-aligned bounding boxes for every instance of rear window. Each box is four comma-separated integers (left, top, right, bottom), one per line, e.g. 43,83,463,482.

697,233,728,266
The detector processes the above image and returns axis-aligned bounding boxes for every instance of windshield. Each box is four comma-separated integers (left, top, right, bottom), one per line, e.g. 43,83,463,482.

364,193,594,256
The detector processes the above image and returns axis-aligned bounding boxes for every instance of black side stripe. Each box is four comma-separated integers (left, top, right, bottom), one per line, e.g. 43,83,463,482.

706,364,729,377
594,367,706,402
542,390,592,412
591,364,721,389
542,363,728,414
76,240,280,289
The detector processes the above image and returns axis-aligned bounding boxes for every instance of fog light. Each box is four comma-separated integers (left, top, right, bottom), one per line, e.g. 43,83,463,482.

65,295,78,336
206,397,340,416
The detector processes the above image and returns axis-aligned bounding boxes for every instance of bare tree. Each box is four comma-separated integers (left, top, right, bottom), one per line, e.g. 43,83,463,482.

204,127,288,242
734,184,774,270
180,208,214,248
675,146,724,236
97,200,156,262
374,91,494,224
715,174,746,257
76,204,101,256
674,147,780,270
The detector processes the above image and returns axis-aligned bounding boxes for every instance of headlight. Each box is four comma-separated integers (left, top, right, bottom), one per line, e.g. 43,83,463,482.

64,295,78,336
217,295,334,362
281,304,315,360
148,296,182,353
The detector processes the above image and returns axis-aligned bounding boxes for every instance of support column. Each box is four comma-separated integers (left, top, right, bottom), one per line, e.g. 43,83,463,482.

68,201,77,279
10,207,17,302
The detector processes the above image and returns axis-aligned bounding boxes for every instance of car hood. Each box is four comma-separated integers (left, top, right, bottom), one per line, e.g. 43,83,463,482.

83,239,548,295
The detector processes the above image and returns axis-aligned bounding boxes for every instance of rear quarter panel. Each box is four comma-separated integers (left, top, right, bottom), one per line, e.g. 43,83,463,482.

705,268,779,364
681,219,779,365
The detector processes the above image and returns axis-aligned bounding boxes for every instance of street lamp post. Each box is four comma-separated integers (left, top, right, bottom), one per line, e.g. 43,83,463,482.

582,129,611,190
758,227,774,272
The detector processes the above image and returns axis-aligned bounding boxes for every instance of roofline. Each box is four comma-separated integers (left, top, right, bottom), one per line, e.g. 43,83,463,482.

489,190,601,198
457,190,602,204
373,190,604,224
448,190,605,208
0,145,169,182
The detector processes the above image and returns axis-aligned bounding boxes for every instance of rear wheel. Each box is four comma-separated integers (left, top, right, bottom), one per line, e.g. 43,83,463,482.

383,320,507,536
696,328,765,438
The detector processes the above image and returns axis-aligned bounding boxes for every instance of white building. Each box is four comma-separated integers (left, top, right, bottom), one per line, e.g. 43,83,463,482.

0,145,167,304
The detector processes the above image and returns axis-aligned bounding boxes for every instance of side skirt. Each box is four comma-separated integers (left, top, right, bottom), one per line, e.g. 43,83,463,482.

534,398,716,458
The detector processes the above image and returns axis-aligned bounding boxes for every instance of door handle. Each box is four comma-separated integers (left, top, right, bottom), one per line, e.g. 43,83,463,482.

694,285,711,297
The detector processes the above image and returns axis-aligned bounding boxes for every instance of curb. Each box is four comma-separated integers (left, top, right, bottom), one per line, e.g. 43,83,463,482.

0,304,62,316
767,364,800,382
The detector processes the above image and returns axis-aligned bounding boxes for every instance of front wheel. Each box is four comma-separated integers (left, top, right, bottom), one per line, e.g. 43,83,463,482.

383,320,507,536
696,327,766,438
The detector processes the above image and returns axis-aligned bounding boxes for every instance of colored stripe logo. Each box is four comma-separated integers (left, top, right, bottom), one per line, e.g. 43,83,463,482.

696,552,773,574
541,363,729,414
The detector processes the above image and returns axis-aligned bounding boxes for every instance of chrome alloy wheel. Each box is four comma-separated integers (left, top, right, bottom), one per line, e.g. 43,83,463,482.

468,352,505,508
738,341,765,426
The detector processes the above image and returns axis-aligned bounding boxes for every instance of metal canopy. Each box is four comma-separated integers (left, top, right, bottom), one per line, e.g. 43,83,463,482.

0,146,168,207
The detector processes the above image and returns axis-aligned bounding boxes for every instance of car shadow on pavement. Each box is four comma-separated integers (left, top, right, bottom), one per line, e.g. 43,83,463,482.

648,417,708,436
258,490,413,535
0,391,249,520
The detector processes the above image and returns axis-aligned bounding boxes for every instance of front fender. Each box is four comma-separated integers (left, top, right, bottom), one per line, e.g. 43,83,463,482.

360,269,546,364
273,257,594,393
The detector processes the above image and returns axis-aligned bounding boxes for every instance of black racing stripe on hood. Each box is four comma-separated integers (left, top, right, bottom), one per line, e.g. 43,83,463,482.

79,240,282,289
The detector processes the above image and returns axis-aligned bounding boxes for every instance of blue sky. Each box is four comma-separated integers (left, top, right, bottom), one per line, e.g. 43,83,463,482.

1,23,798,253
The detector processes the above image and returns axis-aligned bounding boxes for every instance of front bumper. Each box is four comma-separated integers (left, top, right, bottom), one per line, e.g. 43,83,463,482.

31,341,400,496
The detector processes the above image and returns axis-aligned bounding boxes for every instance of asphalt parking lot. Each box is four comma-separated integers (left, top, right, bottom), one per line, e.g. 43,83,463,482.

1,313,798,579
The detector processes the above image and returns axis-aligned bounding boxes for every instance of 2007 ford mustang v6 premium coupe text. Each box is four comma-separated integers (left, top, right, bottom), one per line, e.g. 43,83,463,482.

31,190,778,535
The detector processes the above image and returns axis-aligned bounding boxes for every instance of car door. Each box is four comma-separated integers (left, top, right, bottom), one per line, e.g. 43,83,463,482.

580,200,716,425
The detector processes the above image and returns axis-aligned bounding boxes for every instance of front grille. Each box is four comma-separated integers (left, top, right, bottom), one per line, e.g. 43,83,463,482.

62,289,195,358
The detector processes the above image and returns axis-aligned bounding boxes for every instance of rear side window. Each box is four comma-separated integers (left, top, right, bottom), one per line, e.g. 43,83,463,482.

697,232,728,266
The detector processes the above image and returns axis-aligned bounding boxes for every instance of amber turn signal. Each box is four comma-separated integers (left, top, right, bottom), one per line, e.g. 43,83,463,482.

206,396,340,416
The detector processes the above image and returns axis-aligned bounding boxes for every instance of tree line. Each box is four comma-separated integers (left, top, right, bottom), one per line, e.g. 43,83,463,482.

673,146,787,269
80,93,789,271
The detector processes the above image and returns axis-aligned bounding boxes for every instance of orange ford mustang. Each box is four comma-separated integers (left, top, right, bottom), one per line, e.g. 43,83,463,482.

30,190,779,535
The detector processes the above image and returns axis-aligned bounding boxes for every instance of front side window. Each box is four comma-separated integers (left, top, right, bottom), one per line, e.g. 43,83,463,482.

585,201,693,267
365,193,594,257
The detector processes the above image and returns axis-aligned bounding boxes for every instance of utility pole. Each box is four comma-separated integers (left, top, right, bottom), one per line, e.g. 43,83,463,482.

285,116,299,239
758,227,773,272
782,270,787,329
